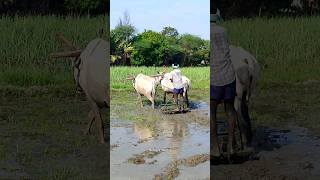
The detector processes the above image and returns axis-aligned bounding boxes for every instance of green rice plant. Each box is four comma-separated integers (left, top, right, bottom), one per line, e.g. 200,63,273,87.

111,66,210,90
222,16,320,84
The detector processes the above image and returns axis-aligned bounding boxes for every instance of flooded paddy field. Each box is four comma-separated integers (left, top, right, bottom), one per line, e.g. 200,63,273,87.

0,89,109,179
212,81,320,180
110,89,210,180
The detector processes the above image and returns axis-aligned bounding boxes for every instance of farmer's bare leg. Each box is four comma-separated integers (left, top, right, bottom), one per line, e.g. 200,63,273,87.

173,93,179,111
173,93,178,105
180,93,184,111
224,99,236,154
211,100,221,156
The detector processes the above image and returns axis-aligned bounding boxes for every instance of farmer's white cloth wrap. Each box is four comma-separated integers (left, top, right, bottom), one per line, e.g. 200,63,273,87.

170,69,184,89
79,38,109,107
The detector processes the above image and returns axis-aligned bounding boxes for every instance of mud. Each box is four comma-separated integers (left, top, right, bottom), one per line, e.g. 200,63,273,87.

212,126,320,180
111,90,210,180
154,154,210,180
128,150,163,165
210,82,320,179
0,95,109,179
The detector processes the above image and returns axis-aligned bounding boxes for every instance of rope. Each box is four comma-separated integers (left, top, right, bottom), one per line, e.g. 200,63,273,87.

73,57,82,92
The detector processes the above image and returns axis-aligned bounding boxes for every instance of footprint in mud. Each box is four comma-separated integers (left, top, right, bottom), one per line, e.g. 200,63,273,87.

127,150,163,165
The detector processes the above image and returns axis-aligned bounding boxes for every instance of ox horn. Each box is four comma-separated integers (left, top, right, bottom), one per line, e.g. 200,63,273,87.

49,49,82,59
149,74,162,77
126,76,135,80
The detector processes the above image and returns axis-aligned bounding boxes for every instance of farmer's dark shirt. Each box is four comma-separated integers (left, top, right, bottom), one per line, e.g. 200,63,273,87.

211,24,235,86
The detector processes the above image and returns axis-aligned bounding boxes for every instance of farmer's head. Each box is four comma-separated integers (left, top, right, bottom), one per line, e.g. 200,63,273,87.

210,1,221,24
172,63,180,69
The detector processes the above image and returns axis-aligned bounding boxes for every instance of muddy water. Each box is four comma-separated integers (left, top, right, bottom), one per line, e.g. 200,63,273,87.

111,101,210,180
212,126,320,180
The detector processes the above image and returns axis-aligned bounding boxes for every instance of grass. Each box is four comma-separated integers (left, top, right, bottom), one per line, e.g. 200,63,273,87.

111,66,209,90
0,96,108,178
0,15,107,89
222,17,320,84
0,16,319,90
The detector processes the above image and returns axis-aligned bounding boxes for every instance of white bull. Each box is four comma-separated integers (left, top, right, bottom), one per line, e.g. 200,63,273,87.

133,73,163,109
230,45,260,146
50,35,109,144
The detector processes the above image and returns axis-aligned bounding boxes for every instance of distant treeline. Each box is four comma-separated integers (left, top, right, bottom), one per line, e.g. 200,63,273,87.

111,13,209,67
215,0,319,19
0,0,109,15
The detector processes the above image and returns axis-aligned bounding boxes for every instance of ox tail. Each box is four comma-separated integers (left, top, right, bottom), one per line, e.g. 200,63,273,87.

247,55,259,102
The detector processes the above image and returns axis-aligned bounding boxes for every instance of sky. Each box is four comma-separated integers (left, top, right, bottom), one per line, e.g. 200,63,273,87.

110,0,209,40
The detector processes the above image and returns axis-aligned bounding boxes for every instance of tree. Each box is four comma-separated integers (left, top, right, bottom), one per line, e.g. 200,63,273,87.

110,11,136,65
161,26,179,38
178,34,208,66
131,30,170,66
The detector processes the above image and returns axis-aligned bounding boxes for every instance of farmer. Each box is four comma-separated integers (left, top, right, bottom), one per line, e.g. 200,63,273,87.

167,63,184,111
170,63,184,94
210,8,237,157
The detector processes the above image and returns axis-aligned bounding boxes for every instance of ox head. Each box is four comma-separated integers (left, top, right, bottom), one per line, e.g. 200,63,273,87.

49,32,83,93
127,75,136,88
150,71,165,85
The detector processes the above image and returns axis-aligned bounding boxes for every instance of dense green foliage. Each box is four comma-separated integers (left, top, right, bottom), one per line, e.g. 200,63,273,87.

0,0,108,15
111,21,210,66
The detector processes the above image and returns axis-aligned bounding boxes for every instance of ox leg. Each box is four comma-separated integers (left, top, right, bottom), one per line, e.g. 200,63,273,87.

185,90,189,108
84,110,95,135
240,91,253,147
137,93,143,108
146,94,155,109
163,91,166,104
152,99,155,109
225,100,236,154
211,100,221,157
90,101,105,144
95,109,105,144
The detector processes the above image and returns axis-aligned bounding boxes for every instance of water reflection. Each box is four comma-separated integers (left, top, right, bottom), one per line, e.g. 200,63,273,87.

133,119,189,160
